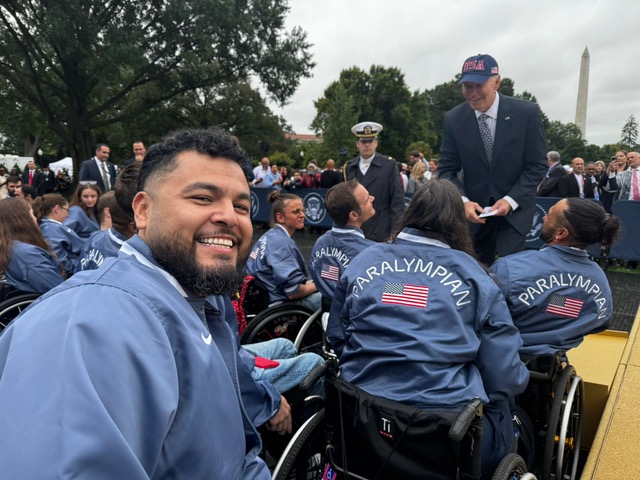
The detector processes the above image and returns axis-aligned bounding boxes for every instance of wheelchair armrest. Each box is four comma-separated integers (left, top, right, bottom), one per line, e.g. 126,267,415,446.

448,397,483,442
298,359,337,392
528,369,554,382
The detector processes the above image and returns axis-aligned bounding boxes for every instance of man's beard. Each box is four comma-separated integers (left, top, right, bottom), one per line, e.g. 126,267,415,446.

150,230,248,297
540,223,554,244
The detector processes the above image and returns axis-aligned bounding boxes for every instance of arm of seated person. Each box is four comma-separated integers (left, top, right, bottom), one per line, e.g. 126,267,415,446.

266,395,292,434
287,280,317,300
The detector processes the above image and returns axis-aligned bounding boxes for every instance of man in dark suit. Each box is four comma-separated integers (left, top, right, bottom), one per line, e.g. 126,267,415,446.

557,157,594,199
439,54,547,265
20,160,44,193
38,165,57,195
123,141,147,168
78,143,117,193
343,122,405,242
537,151,566,197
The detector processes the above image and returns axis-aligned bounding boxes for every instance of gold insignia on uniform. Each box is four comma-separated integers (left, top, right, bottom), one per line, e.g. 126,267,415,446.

363,125,373,135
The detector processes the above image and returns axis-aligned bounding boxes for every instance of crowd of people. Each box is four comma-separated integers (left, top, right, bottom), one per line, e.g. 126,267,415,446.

0,51,632,478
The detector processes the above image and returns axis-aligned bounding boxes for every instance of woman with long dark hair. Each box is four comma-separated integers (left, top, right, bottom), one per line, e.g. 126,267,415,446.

327,179,528,478
64,183,101,239
33,193,85,276
0,198,64,295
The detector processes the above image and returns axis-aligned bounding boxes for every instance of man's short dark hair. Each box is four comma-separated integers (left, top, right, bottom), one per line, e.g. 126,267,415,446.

325,180,360,226
95,143,109,152
115,163,142,220
7,175,20,184
20,185,39,199
138,127,250,193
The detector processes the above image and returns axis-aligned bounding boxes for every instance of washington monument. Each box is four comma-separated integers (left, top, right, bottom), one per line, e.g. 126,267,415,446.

575,47,590,138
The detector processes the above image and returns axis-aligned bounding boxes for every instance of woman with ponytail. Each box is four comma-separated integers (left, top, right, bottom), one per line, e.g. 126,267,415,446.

33,194,85,276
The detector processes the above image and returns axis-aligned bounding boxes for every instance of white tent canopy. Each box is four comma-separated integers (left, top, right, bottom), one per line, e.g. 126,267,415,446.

48,157,74,178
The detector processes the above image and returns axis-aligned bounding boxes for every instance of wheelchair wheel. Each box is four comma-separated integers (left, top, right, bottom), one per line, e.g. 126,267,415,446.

542,365,584,480
0,293,40,332
492,453,532,480
241,304,314,345
272,408,326,480
293,309,324,356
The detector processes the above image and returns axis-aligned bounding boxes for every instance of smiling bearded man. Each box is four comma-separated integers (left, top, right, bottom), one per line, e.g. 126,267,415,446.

0,128,272,479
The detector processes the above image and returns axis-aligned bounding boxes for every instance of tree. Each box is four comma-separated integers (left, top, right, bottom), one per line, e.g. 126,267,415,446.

312,66,437,161
311,83,360,161
545,121,586,161
0,0,313,174
620,114,638,150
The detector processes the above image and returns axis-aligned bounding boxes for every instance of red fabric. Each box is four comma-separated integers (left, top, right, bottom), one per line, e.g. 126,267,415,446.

232,275,254,335
29,170,34,185
254,357,280,369
300,173,321,188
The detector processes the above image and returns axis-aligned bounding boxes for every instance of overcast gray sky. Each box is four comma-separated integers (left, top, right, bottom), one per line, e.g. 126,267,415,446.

271,0,640,148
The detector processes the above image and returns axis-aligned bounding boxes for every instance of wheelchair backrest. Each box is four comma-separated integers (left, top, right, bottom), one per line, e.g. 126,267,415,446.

323,375,482,480
242,276,271,317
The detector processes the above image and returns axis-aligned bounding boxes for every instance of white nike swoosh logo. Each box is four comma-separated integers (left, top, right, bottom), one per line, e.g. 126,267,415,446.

201,332,212,345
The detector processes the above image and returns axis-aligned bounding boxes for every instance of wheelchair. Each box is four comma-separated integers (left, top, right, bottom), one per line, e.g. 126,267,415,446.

516,353,584,480
0,283,40,333
273,360,535,480
236,276,318,348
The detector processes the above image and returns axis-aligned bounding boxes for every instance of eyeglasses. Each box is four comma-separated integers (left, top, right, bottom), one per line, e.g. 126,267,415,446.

60,206,69,211
79,180,97,186
290,209,305,215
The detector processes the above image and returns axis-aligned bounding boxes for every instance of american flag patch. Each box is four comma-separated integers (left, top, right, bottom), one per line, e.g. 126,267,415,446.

381,282,429,309
546,294,583,318
249,249,258,259
320,264,340,282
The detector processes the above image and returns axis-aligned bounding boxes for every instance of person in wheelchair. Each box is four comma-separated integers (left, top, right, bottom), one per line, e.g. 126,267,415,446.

247,190,321,312
489,198,620,358
0,197,64,295
309,180,376,300
327,179,529,479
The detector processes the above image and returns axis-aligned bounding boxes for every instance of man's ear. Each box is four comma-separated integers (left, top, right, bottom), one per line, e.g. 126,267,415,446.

132,192,150,232
348,210,359,223
104,207,112,220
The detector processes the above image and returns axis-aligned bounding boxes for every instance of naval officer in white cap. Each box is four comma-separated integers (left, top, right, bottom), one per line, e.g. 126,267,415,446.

343,122,405,242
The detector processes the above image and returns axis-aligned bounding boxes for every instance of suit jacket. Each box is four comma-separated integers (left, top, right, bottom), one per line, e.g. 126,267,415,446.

38,169,56,195
611,168,639,201
21,169,44,191
537,163,566,197
557,173,594,199
78,158,117,193
344,152,405,242
439,94,547,235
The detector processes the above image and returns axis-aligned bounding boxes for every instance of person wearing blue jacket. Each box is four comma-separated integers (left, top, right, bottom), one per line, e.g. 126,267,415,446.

490,198,620,358
309,180,376,300
247,191,321,311
33,193,85,276
64,183,101,239
0,198,64,296
0,128,274,478
327,179,529,479
80,192,137,271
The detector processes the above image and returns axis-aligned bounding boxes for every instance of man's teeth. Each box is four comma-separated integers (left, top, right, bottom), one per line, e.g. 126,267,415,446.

199,238,233,247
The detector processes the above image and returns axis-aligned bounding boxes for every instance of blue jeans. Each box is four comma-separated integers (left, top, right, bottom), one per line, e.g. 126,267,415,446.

292,292,322,312
244,338,324,395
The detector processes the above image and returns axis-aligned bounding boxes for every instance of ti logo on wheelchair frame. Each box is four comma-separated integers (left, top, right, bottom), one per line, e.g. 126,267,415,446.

250,191,259,219
303,192,326,224
525,203,548,244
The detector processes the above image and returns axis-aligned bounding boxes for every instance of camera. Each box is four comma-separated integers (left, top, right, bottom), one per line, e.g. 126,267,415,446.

611,155,616,161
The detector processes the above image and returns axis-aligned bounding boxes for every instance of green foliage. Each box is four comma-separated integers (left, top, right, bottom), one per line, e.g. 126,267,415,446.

405,141,433,161
620,114,638,150
545,121,586,161
266,152,295,169
286,141,324,169
312,83,360,161
311,65,438,161
0,0,313,174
